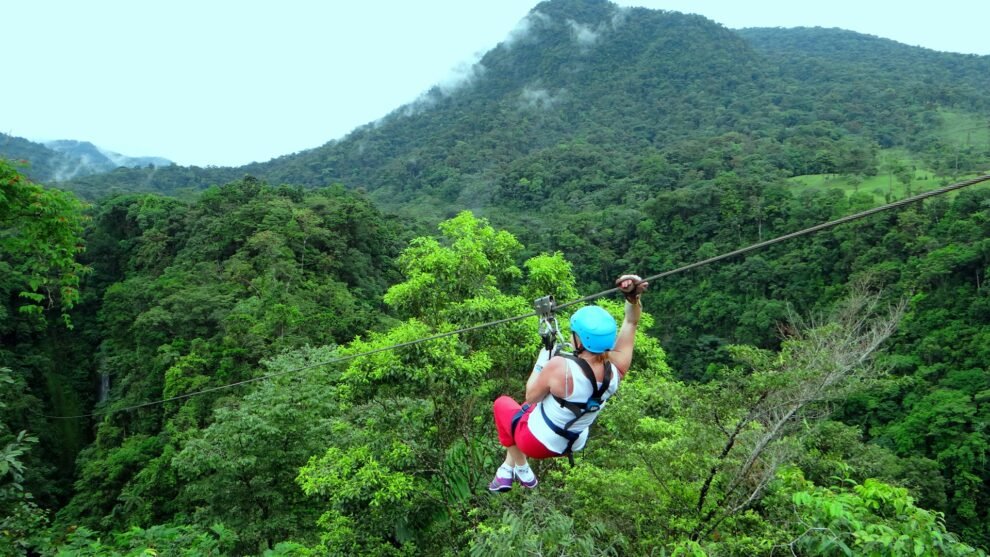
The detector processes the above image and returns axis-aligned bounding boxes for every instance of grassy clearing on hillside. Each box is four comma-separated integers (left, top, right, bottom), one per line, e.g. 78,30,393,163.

937,108,990,147
788,170,988,204
791,169,933,199
788,144,988,204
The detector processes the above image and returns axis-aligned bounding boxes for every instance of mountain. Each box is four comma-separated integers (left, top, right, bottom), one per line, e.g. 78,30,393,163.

251,0,769,208
51,0,990,210
45,139,171,172
0,133,172,183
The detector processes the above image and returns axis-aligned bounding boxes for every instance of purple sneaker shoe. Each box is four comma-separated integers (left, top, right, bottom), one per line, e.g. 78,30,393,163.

488,465,514,492
488,474,513,492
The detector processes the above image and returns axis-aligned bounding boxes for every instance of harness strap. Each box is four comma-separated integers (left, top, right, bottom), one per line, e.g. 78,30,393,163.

539,403,582,447
553,355,613,425
510,403,530,437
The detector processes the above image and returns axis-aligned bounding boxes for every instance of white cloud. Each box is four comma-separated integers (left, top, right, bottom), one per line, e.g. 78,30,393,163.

519,86,564,109
504,10,551,47
389,60,489,120
567,19,600,46
436,61,487,96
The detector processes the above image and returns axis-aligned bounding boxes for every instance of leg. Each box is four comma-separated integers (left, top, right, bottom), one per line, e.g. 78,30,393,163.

492,396,547,491
489,396,523,492
504,445,527,467
490,396,550,491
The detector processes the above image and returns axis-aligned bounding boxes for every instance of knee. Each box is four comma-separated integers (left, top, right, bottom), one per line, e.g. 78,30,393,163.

493,395,519,413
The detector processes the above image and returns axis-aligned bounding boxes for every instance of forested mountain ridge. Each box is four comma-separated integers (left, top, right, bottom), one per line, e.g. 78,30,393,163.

737,26,990,147
60,0,990,208
739,25,990,83
0,133,172,183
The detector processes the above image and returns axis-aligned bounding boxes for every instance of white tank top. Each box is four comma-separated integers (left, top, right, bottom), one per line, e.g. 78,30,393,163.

528,356,620,454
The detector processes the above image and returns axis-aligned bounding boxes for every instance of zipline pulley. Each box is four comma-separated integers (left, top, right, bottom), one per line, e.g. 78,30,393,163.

534,295,562,351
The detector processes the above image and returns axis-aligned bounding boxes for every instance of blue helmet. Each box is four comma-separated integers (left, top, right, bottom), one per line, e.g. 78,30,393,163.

570,306,617,354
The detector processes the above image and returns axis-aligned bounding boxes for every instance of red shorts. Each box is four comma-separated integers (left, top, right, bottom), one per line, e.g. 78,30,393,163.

493,395,558,459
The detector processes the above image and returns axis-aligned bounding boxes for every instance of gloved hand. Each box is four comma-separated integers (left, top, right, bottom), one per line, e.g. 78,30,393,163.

615,274,648,303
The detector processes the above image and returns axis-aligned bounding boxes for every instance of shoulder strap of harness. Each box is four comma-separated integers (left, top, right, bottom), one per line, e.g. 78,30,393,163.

552,354,612,421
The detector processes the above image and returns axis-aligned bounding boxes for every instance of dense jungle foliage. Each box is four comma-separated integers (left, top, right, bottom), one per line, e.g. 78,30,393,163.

3,0,990,554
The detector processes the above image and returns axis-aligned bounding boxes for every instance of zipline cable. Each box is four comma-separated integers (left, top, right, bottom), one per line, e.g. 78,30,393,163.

42,173,990,420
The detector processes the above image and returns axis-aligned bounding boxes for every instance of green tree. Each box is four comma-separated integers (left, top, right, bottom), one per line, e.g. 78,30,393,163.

0,159,89,324
0,368,49,555
170,346,343,554
774,469,985,557
0,160,90,521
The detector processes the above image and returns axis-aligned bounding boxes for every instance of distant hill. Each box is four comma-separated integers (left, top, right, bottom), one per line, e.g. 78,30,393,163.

0,134,172,183
45,139,171,173
54,0,990,208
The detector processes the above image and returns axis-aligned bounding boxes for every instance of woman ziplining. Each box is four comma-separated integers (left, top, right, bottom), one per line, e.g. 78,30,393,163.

480,173,990,492
489,274,649,491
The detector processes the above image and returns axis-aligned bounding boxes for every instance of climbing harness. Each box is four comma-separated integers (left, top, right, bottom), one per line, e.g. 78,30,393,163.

538,353,615,466
42,173,990,420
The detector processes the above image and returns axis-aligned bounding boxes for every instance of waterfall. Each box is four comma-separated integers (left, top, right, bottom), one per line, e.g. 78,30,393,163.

99,372,110,403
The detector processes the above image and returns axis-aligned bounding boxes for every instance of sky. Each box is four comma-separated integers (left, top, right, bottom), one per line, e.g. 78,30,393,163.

5,1,989,168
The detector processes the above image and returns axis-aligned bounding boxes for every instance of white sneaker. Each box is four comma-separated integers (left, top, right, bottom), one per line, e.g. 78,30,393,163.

514,464,538,488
